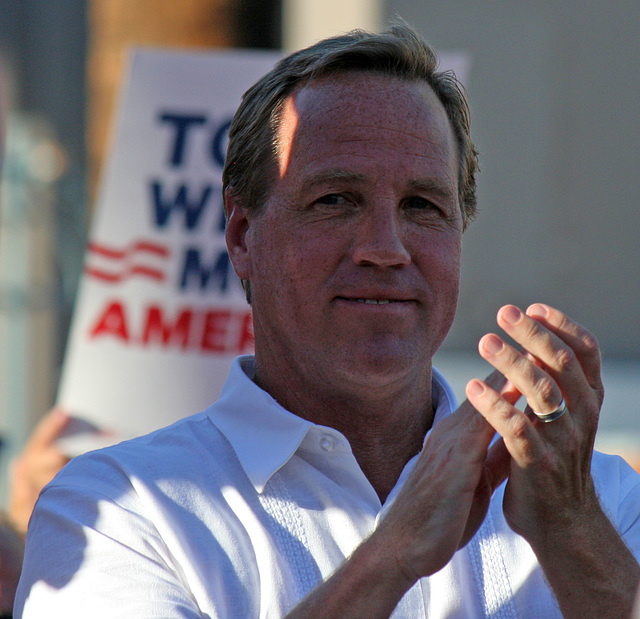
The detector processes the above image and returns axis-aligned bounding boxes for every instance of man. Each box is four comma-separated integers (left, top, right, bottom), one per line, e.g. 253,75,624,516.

15,25,640,617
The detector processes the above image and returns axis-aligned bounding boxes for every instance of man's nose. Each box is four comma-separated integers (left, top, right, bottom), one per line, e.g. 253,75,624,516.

351,207,411,267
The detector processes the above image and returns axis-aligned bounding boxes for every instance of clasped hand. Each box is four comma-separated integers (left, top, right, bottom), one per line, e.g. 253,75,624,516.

380,303,603,583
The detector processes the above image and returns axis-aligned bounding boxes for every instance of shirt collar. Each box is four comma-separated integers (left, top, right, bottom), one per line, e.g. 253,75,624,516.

430,366,459,428
208,356,459,494
207,356,313,493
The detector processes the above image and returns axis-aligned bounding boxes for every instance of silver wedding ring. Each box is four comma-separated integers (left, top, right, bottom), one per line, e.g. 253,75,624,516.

534,398,568,423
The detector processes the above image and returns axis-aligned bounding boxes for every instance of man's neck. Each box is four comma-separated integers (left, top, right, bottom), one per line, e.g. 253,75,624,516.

253,360,435,503
340,408,431,503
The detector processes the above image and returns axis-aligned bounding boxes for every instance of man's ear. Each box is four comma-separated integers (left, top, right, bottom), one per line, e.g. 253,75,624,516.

224,188,252,281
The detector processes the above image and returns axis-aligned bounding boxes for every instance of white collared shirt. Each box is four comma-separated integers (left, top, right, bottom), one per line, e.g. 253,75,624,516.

15,356,640,618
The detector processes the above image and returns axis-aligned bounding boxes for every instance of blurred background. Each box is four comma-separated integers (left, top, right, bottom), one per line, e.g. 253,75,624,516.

0,0,638,503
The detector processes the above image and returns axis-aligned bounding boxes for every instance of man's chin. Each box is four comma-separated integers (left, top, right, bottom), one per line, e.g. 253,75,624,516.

336,345,432,388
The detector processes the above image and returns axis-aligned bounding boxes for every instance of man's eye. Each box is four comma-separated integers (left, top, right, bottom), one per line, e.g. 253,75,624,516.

404,196,437,211
316,194,345,206
314,194,356,210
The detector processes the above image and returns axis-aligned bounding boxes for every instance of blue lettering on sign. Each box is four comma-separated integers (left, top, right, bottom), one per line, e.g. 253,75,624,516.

158,113,207,167
180,248,232,293
158,111,234,169
150,181,214,230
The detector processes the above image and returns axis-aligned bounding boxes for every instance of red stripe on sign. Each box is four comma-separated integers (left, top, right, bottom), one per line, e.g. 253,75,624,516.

128,266,166,281
88,240,169,260
132,241,170,257
84,265,166,284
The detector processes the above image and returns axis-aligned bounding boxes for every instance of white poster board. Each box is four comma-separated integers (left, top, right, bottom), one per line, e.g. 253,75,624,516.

57,48,280,453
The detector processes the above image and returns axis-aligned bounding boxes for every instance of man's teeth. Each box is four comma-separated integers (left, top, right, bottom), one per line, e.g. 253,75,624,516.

354,298,392,304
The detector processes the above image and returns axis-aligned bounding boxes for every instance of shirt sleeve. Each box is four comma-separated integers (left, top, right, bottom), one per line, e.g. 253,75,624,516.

613,460,640,559
592,452,640,561
14,465,205,618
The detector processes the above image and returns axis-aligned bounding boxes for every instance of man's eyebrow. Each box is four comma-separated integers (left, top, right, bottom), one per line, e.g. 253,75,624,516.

407,178,457,201
304,170,368,187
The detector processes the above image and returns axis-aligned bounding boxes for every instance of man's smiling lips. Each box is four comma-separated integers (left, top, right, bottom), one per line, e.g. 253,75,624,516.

351,298,397,305
334,295,418,307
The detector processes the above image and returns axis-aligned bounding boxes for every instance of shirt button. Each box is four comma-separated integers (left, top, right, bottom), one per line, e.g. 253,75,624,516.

320,435,336,452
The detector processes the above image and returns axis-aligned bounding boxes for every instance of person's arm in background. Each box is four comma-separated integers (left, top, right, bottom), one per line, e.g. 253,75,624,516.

7,408,71,538
0,409,71,614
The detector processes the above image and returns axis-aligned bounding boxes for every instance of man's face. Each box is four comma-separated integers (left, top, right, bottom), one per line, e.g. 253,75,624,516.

231,72,463,396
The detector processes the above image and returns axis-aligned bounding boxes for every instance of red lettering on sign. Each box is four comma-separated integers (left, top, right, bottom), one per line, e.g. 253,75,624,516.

201,310,231,353
143,306,192,349
88,299,254,355
90,300,130,341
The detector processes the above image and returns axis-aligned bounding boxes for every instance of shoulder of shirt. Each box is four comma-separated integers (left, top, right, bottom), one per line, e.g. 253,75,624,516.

45,409,235,495
48,356,258,490
591,450,640,496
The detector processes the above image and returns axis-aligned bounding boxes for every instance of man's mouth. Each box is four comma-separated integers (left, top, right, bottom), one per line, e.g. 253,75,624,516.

336,296,413,305
353,298,396,305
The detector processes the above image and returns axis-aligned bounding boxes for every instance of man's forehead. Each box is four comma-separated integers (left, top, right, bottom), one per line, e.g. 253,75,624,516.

288,71,441,118
275,72,456,180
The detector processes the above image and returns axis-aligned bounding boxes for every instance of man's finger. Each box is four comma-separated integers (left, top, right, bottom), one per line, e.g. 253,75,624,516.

466,378,543,468
454,370,508,429
485,437,510,491
526,303,603,397
455,370,522,426
477,333,565,418
496,306,580,379
493,305,602,431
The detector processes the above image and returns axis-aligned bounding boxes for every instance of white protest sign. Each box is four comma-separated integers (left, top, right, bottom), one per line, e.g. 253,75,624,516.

57,48,280,452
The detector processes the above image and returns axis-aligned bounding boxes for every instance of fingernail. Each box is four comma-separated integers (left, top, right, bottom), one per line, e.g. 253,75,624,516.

527,303,548,319
482,334,504,355
467,380,486,397
502,305,522,325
